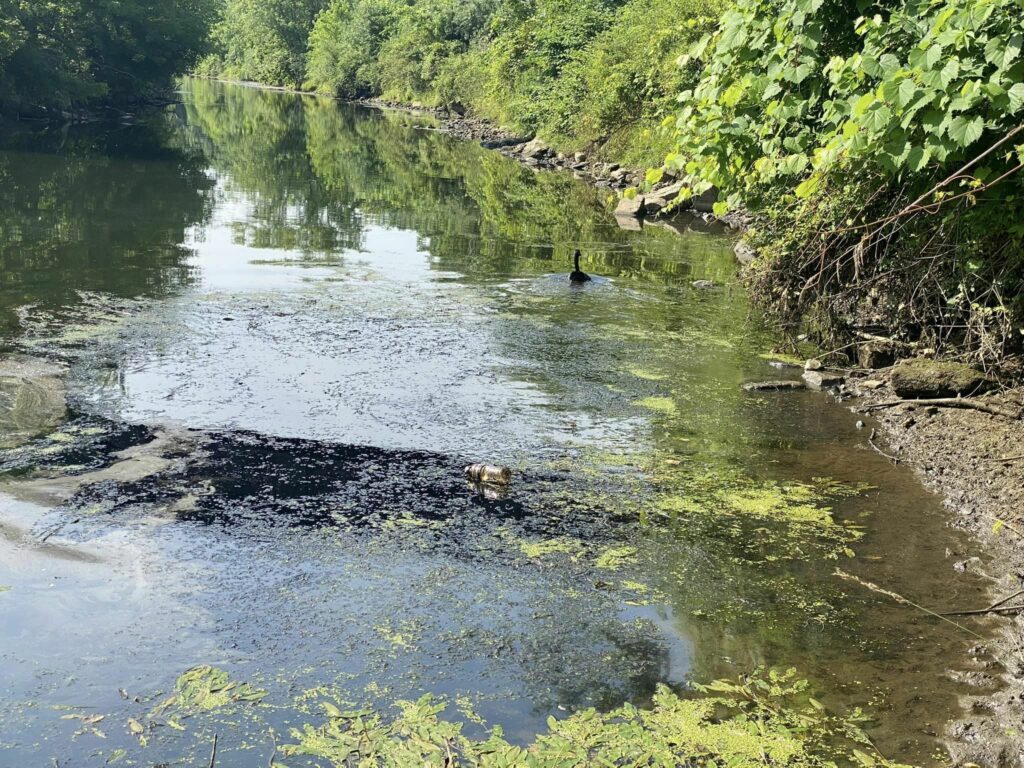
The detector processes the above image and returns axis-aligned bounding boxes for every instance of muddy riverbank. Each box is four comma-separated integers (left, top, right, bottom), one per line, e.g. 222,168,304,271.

844,376,1024,767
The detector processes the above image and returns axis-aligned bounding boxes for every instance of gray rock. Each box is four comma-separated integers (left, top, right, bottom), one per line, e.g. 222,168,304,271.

650,180,686,202
804,359,823,371
644,196,668,215
742,380,807,392
615,195,645,218
857,342,896,370
573,152,587,163
802,370,846,390
691,280,716,290
521,137,549,158
734,241,758,265
890,358,995,399
692,186,719,213
613,214,644,231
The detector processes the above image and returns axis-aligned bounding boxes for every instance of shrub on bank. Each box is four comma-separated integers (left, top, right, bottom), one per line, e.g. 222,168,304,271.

0,0,216,115
300,0,717,166
666,0,1024,363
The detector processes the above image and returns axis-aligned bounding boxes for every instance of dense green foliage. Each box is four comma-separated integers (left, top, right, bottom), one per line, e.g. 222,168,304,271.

203,0,719,165
0,0,216,115
664,0,1024,360
196,0,329,87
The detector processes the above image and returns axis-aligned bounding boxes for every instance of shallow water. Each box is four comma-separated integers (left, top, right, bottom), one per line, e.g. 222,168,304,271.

0,80,1000,766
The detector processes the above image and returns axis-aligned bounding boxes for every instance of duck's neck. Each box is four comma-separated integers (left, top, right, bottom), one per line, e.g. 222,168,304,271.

574,253,581,271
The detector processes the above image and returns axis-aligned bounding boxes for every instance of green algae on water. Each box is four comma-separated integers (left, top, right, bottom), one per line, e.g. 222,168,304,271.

282,669,913,768
594,545,639,570
635,396,678,416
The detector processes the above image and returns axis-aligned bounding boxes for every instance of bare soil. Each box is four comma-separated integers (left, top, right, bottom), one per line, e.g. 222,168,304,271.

851,375,1024,767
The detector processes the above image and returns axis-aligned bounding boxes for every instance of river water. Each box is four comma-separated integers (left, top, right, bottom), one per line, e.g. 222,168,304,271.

0,80,1000,766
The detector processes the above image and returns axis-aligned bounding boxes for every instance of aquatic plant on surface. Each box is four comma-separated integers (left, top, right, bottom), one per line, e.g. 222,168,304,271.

281,668,912,767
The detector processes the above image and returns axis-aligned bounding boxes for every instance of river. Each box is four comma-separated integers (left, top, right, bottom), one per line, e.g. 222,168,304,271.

0,79,999,766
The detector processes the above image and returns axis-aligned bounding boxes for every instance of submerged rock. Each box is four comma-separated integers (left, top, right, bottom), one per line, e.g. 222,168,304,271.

802,370,846,391
742,380,806,392
890,359,995,399
0,355,68,449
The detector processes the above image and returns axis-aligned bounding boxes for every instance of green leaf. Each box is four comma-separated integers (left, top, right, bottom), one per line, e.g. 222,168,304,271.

1008,82,1024,113
947,115,984,147
894,77,918,108
778,154,809,175
852,92,875,117
795,176,821,198
861,103,892,133
906,145,932,171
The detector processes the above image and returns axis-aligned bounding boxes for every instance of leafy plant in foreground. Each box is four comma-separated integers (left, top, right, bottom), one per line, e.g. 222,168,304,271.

282,668,911,767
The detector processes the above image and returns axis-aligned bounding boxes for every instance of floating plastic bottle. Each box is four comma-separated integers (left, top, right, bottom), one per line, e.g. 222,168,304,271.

464,463,512,486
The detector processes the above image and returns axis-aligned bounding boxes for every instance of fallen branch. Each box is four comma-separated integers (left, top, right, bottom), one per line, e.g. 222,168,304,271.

986,455,1024,462
833,568,986,641
940,604,1024,617
989,588,1024,611
867,428,901,464
861,398,1022,420
209,734,218,768
855,331,908,348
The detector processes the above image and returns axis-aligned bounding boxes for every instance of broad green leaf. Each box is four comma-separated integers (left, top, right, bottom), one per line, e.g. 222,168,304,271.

947,115,984,147
852,92,875,116
906,145,932,171
1008,82,1024,113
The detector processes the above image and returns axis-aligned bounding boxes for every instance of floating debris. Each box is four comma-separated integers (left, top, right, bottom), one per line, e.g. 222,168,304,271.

464,463,512,486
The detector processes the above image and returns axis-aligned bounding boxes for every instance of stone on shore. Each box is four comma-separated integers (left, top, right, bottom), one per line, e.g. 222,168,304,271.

521,137,549,159
615,195,645,218
857,342,896,370
802,370,846,390
890,358,995,399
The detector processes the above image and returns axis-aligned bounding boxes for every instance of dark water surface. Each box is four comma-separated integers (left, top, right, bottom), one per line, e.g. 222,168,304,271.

0,80,999,766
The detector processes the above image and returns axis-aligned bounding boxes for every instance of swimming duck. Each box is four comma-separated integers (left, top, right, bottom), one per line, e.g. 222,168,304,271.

569,250,592,284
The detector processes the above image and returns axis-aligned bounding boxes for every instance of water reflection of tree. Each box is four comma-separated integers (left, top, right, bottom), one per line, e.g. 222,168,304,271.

0,118,215,336
183,79,741,286
182,79,363,256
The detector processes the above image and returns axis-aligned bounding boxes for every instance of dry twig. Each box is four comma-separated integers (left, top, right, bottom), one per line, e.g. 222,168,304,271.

861,398,1022,420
